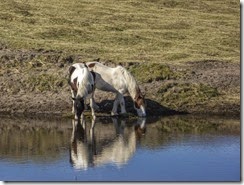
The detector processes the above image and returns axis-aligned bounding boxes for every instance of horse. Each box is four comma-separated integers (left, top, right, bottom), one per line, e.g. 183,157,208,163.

86,61,146,117
68,63,96,119
70,118,96,170
70,117,146,170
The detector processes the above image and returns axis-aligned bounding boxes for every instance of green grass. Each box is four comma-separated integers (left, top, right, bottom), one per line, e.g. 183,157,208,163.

0,0,240,63
158,82,220,109
128,63,180,83
26,74,65,92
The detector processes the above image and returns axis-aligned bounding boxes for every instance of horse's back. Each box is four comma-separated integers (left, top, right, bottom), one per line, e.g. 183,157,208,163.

86,62,127,93
72,63,87,69
86,61,115,74
69,63,94,96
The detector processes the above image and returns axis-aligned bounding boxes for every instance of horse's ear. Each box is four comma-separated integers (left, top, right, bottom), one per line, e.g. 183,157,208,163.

87,63,96,68
95,58,100,62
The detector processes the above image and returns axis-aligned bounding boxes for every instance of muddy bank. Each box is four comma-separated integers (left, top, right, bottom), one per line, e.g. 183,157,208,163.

0,47,240,117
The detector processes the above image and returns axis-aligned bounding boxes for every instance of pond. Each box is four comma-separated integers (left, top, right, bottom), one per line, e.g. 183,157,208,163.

0,115,240,182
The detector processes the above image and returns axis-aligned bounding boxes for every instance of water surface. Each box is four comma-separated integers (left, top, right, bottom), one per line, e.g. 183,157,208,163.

0,115,240,181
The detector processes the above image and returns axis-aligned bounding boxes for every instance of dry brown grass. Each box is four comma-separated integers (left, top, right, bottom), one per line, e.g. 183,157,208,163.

0,0,240,64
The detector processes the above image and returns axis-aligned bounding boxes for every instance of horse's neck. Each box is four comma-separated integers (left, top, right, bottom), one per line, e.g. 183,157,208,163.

128,82,140,100
77,68,90,97
120,67,140,100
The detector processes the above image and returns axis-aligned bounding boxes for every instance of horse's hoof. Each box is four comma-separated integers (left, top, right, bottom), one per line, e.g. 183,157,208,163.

111,112,119,116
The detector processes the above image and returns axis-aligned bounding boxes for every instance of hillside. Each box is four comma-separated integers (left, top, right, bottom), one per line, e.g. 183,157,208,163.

0,0,240,117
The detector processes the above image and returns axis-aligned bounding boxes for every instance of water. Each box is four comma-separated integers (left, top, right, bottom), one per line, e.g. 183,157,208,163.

0,115,240,182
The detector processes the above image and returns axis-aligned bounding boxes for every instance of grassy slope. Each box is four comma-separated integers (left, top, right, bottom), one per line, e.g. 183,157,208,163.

0,0,240,115
0,0,240,64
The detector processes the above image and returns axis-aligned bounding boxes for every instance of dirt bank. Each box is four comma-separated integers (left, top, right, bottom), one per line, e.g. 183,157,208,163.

0,47,240,117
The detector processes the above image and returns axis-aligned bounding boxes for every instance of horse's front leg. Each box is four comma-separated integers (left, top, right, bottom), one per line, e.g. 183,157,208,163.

81,114,85,129
71,89,76,114
89,96,96,118
89,116,96,141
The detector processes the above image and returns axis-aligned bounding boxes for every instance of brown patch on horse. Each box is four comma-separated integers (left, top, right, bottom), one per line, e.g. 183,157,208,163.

134,95,144,109
87,63,96,68
68,66,76,79
68,66,76,86
70,77,78,92
134,88,146,109
134,124,146,139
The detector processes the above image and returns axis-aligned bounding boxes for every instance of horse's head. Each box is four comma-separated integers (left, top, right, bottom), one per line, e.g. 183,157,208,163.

134,92,146,117
134,117,147,139
72,97,85,119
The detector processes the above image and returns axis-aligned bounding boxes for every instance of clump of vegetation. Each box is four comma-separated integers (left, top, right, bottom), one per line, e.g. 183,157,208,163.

128,63,179,83
27,74,65,92
158,82,219,110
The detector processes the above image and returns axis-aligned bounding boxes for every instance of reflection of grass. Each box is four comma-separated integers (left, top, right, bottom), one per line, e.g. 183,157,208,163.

0,118,71,163
138,115,240,148
0,0,239,63
159,115,240,134
160,117,217,133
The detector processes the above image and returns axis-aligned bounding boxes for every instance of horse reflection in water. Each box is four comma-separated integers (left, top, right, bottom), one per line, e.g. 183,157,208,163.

69,117,96,170
70,117,146,170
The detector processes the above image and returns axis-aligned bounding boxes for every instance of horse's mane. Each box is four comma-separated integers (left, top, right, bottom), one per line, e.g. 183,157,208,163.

118,66,140,100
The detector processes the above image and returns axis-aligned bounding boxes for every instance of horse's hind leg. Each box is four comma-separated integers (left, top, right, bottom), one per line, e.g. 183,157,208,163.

118,94,126,114
111,93,120,116
91,91,100,110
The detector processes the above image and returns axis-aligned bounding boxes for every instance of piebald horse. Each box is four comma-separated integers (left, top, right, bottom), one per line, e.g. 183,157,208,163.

68,63,96,119
86,61,146,117
70,117,146,170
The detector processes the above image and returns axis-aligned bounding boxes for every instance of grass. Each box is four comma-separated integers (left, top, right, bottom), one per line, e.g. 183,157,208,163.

157,82,219,110
128,63,180,83
0,0,240,64
0,0,240,115
26,74,65,92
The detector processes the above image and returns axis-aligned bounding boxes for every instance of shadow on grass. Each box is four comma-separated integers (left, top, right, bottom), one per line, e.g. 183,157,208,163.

95,96,187,117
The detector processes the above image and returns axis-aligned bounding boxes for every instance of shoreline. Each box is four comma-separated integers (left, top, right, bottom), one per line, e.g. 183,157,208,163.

0,48,240,118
